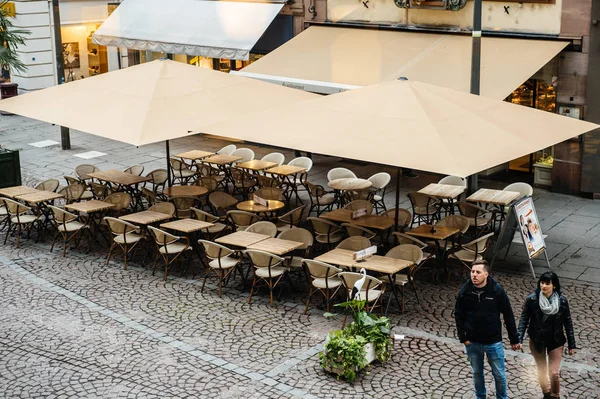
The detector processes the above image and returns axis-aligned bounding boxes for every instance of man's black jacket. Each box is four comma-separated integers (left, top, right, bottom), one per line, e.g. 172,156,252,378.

455,276,519,345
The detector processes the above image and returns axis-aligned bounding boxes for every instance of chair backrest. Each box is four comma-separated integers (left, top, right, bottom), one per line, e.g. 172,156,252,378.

148,202,176,216
288,156,313,172
344,199,373,214
256,175,281,188
327,167,356,181
407,192,439,208
146,169,168,186
244,249,284,268
464,232,494,253
503,182,533,200
147,225,179,246
217,144,237,155
195,176,218,192
227,210,261,229
35,178,60,192
383,208,412,230
438,175,467,187
306,182,327,200
368,172,391,189
246,221,278,237
75,164,99,179
338,272,382,296
307,217,340,235
170,196,198,218
254,187,284,201
342,223,376,239
302,259,341,279
261,152,285,166
47,205,78,224
278,205,306,227
336,236,371,251
191,207,220,223
385,244,423,264
437,215,470,234
457,201,488,218
278,227,313,249
140,187,157,206
2,198,30,216
169,158,192,172
124,164,144,176
231,148,255,163
392,232,428,249
104,192,132,211
58,183,85,202
198,239,235,259
209,192,238,213
64,175,81,186
104,216,139,236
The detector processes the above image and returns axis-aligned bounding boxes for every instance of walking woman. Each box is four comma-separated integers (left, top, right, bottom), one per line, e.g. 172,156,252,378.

517,272,576,399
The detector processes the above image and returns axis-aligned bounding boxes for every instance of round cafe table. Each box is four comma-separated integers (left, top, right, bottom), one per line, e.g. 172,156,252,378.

163,185,208,197
237,200,285,213
327,178,372,207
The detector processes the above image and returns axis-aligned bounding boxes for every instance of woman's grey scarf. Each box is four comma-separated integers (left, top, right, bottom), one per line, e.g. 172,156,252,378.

539,292,559,316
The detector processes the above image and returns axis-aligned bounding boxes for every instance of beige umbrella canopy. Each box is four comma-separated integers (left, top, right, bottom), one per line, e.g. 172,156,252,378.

0,59,317,146
201,79,598,178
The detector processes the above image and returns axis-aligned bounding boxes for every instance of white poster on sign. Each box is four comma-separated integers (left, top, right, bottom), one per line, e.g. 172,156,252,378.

514,197,545,259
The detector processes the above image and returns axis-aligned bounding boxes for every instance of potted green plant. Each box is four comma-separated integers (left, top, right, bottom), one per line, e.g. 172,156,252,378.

319,300,392,382
0,0,30,78
533,153,553,187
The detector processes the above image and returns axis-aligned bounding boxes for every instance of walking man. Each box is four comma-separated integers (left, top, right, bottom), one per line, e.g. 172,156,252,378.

455,260,521,399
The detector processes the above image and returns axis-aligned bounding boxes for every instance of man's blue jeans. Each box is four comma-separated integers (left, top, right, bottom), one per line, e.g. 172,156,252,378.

465,341,507,399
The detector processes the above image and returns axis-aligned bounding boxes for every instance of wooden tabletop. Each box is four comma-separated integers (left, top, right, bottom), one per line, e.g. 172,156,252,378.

202,154,243,165
88,170,151,186
466,188,521,205
315,248,412,275
120,210,172,225
174,150,215,160
237,200,285,213
406,224,460,240
246,237,303,255
328,178,372,191
237,160,278,171
163,185,208,197
0,185,39,198
321,209,394,230
15,191,64,204
65,199,115,213
215,231,271,247
160,218,214,233
419,183,466,199
267,165,307,176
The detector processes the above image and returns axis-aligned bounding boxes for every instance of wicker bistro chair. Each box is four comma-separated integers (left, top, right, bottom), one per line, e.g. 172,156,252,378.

392,232,437,280
245,249,286,306
342,223,377,241
431,215,470,250
63,178,93,201
231,148,255,164
198,240,242,297
2,198,40,248
303,259,342,313
217,144,237,155
140,187,158,208
147,226,192,281
438,176,467,215
338,272,385,324
124,164,144,176
306,182,335,216
75,164,100,180
0,202,8,232
209,192,239,217
145,169,169,197
103,217,143,270
261,152,285,166
230,168,257,200
407,192,440,227
278,227,313,272
276,205,306,233
190,207,229,239
381,244,424,312
368,172,391,214
344,200,373,214
254,187,284,201
103,193,132,219
170,196,199,219
307,217,343,250
47,205,90,256
35,178,60,192
227,210,261,232
287,156,312,198
383,208,412,232
148,202,176,217
327,167,357,181
246,221,278,237
256,175,281,189
169,158,197,185
457,201,494,237
447,232,494,282
336,236,372,251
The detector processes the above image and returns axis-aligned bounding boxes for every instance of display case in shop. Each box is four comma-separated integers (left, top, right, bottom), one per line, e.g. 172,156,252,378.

86,32,108,77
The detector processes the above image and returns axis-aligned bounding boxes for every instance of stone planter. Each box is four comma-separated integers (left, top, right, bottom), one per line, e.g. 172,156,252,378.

533,163,552,187
323,342,376,376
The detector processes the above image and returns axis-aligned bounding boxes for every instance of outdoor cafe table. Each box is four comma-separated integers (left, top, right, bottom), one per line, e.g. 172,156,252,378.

327,178,372,207
406,224,460,280
201,154,244,190
88,169,151,187
163,185,208,197
246,237,303,255
174,150,215,162
419,183,465,200
0,185,39,198
15,190,65,232
215,231,271,248
65,200,115,243
466,188,521,206
120,210,172,225
237,199,285,215
315,248,412,315
236,160,278,172
266,165,307,204
160,218,215,259
321,209,394,230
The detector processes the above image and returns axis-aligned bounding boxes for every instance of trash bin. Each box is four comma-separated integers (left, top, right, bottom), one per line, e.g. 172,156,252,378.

0,83,18,115
0,148,22,188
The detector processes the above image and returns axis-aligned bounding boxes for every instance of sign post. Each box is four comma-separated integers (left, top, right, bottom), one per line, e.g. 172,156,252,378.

491,196,551,278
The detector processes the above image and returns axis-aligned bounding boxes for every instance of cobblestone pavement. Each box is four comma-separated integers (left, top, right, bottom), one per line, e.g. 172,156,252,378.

1,116,600,397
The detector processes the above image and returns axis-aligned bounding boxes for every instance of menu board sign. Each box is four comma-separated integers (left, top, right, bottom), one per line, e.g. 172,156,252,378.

252,194,268,207
351,208,368,220
353,245,377,262
515,197,545,259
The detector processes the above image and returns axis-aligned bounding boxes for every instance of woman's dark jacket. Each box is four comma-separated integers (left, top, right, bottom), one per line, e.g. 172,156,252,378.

517,291,576,350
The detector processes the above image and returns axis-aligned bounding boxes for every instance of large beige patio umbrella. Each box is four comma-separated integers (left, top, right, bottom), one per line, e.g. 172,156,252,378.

0,59,316,146
200,79,598,178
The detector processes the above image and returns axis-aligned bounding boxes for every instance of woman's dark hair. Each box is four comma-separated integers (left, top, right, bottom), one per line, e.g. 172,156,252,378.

536,271,561,294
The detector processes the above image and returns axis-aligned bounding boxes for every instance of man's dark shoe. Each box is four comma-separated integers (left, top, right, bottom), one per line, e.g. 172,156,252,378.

542,392,551,399
403,171,419,178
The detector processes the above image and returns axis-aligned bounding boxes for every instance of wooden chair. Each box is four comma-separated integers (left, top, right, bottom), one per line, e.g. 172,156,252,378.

48,205,90,256
303,259,342,313
148,226,192,281
198,240,241,297
103,217,142,270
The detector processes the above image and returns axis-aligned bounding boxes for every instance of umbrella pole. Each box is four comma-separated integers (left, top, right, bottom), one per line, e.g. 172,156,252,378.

394,167,401,231
166,140,172,187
